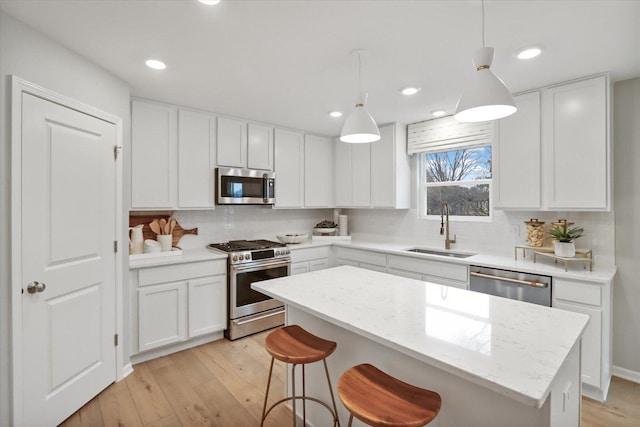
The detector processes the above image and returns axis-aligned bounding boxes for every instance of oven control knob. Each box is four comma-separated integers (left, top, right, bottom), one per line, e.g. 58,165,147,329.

276,250,281,255
239,255,244,260
285,249,290,254
232,255,237,262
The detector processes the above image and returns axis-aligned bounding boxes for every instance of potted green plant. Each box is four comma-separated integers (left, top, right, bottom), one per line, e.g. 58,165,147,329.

548,222,584,257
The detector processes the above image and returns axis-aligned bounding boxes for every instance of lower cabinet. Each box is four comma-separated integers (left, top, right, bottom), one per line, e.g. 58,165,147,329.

387,255,469,289
335,247,387,272
290,246,331,275
552,277,611,401
132,259,227,356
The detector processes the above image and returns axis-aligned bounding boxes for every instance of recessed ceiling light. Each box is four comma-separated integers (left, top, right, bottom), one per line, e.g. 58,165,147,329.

516,47,542,60
431,110,447,117
401,87,421,96
145,59,166,70
329,111,343,118
198,0,221,5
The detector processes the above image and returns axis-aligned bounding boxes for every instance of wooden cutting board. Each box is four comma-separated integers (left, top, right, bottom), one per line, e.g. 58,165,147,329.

129,215,198,248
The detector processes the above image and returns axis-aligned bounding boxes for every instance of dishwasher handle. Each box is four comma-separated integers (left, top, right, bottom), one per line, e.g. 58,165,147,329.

470,271,548,289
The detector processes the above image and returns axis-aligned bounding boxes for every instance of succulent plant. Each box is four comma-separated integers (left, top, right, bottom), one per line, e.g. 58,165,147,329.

548,222,584,243
314,220,338,228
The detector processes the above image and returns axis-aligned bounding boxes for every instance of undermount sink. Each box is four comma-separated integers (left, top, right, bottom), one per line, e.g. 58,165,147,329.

404,248,475,259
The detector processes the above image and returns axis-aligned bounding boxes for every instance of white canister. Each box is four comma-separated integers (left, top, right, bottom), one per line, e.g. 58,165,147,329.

157,234,173,252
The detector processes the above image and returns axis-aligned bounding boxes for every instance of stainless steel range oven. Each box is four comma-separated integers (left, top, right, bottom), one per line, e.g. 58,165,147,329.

207,240,290,340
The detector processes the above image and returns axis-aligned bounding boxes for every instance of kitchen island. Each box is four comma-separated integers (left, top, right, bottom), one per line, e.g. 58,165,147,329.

253,265,589,427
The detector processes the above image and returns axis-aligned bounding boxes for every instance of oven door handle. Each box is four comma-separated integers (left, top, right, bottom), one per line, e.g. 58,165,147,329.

234,308,285,326
470,271,548,288
231,260,291,272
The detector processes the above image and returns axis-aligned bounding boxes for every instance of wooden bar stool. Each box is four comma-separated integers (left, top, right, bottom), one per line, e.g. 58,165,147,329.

338,363,441,427
260,325,340,427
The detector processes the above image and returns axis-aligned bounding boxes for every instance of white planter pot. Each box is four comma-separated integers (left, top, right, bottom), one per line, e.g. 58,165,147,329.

555,241,576,257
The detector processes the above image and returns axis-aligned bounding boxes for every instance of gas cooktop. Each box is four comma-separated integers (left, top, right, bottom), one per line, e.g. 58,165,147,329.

207,239,290,265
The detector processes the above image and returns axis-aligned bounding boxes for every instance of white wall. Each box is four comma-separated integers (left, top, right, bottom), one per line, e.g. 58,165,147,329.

613,77,640,377
0,11,131,425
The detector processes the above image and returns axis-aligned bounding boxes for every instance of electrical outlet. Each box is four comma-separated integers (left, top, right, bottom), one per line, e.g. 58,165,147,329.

509,224,520,236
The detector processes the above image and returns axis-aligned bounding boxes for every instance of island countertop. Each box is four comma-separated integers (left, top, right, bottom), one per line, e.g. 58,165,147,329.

253,265,589,408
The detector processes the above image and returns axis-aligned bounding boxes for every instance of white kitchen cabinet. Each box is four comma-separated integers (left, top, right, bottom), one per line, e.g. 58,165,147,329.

138,281,187,352
178,109,216,208
188,275,227,337
493,74,610,211
494,91,541,209
274,128,304,208
387,254,469,289
131,99,178,209
304,134,334,208
247,123,274,170
335,123,409,209
217,116,247,168
290,246,331,275
131,259,227,358
542,76,610,210
553,277,611,401
335,247,387,272
370,123,411,208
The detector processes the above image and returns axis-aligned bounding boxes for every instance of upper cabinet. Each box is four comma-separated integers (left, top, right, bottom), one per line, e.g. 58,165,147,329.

217,118,274,170
274,128,304,208
273,129,334,208
131,99,216,210
178,110,216,209
216,117,247,168
131,99,178,209
335,123,410,209
494,74,611,211
494,91,541,209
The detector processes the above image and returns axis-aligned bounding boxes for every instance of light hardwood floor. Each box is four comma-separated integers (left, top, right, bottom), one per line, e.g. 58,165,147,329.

60,331,640,427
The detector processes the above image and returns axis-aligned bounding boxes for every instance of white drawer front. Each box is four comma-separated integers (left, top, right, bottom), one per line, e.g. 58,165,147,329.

290,246,330,262
138,260,226,287
335,247,387,267
387,255,468,282
554,278,602,307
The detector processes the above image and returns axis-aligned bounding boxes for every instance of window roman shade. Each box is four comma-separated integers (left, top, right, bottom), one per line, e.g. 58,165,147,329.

407,115,494,154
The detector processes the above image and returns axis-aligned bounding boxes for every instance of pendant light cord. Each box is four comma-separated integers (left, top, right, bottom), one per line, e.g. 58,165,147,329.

358,51,362,101
481,0,485,48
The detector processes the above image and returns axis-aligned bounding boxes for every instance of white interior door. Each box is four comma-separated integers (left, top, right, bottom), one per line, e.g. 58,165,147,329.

20,92,117,426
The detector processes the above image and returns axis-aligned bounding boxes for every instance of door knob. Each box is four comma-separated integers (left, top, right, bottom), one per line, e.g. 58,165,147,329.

26,281,46,294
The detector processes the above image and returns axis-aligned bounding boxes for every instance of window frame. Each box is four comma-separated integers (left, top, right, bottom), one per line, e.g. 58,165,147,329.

418,146,493,222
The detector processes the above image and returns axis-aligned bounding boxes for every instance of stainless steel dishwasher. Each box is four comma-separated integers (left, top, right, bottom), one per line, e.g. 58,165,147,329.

469,265,552,306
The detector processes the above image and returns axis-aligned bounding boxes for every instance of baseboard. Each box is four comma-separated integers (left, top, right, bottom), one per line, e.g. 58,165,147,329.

121,363,134,380
612,365,640,384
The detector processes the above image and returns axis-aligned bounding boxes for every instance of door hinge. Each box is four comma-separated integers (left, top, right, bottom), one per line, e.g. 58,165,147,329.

114,334,118,346
113,145,121,160
114,240,118,253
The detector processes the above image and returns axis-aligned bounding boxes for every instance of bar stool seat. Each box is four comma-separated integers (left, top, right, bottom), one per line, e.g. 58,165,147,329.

338,363,441,427
261,325,340,427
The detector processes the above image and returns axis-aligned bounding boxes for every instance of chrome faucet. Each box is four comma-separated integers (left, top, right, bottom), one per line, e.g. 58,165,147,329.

440,202,456,250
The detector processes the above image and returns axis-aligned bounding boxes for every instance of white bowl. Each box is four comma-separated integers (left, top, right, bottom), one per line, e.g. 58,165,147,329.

314,227,336,235
143,239,161,253
277,234,309,244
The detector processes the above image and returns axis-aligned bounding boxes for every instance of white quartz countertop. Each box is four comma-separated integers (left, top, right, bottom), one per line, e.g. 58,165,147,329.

253,265,590,408
129,248,227,269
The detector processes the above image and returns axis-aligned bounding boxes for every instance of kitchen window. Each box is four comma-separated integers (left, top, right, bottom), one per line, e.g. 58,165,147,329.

418,145,492,220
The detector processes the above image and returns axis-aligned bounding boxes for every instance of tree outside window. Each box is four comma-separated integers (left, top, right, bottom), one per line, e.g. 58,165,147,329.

420,146,492,219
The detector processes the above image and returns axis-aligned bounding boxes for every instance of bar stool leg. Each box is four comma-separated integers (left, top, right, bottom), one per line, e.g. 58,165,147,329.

347,414,354,427
291,364,297,427
323,359,340,427
302,364,307,426
260,357,275,427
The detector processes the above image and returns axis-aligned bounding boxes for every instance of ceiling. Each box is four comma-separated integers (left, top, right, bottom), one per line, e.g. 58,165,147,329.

2,0,639,137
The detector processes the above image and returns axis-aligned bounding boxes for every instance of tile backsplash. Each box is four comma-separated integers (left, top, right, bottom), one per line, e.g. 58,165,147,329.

138,205,615,268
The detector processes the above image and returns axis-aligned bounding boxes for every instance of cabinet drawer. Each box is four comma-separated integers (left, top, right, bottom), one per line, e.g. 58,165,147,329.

387,255,468,282
138,260,226,287
554,278,602,307
335,248,386,267
291,246,330,263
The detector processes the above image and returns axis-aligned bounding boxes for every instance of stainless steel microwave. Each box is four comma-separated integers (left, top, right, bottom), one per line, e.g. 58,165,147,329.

216,167,275,205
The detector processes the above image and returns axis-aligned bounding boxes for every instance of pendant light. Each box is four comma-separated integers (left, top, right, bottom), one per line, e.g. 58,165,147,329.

454,0,517,122
340,50,380,143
